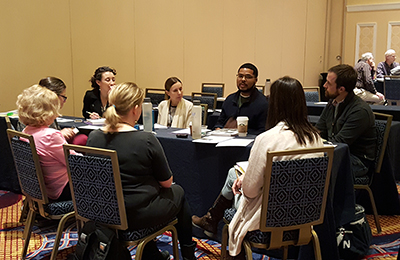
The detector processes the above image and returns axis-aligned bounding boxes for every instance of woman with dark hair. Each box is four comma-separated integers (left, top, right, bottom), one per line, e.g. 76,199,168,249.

82,66,116,119
192,76,323,259
17,77,87,145
87,82,197,260
157,77,193,128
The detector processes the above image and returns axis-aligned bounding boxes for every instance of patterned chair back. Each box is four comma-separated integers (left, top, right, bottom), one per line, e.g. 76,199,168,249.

304,91,319,102
260,146,334,249
7,129,47,203
201,83,224,98
64,144,128,230
145,88,166,106
373,112,392,173
191,92,217,110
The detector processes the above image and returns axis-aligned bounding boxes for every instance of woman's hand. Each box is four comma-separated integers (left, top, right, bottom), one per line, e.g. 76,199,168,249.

60,128,76,141
89,112,100,119
232,175,244,195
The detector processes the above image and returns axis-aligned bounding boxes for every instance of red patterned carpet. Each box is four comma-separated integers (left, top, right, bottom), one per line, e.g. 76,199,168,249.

1,191,400,260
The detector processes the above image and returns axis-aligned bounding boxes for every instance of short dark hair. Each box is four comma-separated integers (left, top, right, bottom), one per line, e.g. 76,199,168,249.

38,77,66,95
267,76,319,145
90,66,117,90
238,63,258,78
164,77,182,91
328,64,357,92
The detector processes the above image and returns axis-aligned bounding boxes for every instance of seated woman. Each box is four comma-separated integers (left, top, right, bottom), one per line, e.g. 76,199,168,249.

17,85,79,202
18,77,87,145
86,82,196,260
192,76,324,259
157,77,193,128
82,66,116,119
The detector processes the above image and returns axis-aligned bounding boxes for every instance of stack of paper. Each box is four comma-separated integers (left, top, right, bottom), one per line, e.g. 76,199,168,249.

209,128,238,136
234,161,248,176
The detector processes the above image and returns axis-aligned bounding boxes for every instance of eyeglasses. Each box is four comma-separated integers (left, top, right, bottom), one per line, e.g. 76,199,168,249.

58,94,67,102
236,74,255,80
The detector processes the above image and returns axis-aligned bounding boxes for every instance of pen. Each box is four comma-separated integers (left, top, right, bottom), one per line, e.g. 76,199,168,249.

86,111,94,116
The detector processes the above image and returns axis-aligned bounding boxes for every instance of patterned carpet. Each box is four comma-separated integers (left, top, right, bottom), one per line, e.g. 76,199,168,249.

1,192,400,260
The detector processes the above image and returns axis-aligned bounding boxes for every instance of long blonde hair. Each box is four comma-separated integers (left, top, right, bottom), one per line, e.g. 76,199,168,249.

103,82,144,130
17,85,61,127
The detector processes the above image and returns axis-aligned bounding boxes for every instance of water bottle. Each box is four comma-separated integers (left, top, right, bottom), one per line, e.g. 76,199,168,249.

265,78,271,96
142,97,153,132
191,100,202,139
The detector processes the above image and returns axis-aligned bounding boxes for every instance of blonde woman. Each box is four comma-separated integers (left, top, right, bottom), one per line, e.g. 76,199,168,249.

87,82,196,260
157,77,193,128
17,85,77,201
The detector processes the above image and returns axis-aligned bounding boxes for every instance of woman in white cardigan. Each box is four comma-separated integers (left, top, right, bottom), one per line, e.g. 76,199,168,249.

192,76,323,259
157,77,193,128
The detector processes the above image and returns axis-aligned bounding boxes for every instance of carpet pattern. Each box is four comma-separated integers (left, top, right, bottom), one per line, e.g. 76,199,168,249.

1,192,400,260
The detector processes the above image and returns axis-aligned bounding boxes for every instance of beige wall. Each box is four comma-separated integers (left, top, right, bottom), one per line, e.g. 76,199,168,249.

343,2,400,65
1,0,329,116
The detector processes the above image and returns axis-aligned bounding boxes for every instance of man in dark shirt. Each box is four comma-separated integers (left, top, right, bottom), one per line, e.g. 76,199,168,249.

316,64,377,178
214,63,268,135
377,49,399,78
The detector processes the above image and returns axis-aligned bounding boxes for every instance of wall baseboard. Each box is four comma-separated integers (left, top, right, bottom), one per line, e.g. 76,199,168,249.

347,3,400,12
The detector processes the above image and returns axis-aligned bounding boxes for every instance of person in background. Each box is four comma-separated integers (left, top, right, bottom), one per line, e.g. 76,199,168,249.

193,76,323,259
214,63,268,135
158,77,193,128
17,85,78,201
87,82,196,260
376,49,399,78
316,64,376,179
82,66,116,119
354,52,385,104
17,77,87,145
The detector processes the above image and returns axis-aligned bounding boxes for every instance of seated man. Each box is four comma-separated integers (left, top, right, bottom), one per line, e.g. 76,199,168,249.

354,52,385,104
316,64,377,178
376,49,399,78
214,63,268,135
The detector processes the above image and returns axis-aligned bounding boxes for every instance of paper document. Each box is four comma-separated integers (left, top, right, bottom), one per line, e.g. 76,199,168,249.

56,118,74,123
172,128,191,135
234,161,249,176
215,138,254,147
192,136,233,144
209,128,238,136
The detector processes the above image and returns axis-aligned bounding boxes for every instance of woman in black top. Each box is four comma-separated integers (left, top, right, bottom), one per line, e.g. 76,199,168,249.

82,66,116,119
87,82,196,260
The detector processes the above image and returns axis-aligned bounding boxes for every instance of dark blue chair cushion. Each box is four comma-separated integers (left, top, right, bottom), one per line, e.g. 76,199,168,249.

119,218,177,241
224,208,299,244
304,92,319,102
45,200,74,215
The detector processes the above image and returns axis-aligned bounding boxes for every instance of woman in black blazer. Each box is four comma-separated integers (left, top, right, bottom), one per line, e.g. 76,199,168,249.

82,66,116,119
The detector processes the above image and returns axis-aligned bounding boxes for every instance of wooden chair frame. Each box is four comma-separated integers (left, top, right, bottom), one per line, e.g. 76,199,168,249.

63,144,179,260
201,82,225,97
7,129,75,260
221,146,334,260
191,92,217,111
354,112,392,234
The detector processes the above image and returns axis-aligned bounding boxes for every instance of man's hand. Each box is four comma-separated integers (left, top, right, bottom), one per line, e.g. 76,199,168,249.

376,92,384,100
232,175,244,195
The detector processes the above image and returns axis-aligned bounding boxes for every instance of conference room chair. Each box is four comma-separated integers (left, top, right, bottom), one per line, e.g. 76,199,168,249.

145,88,167,106
384,76,400,106
191,92,217,111
303,86,320,102
354,112,392,234
200,103,208,126
63,144,179,260
201,82,224,98
256,85,265,95
221,146,334,260
6,129,75,260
